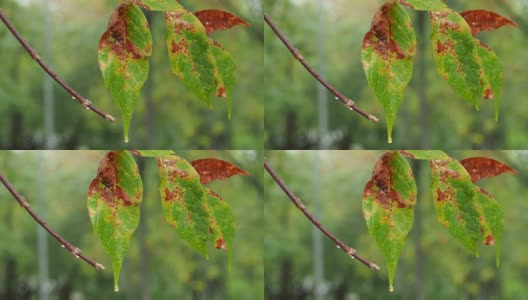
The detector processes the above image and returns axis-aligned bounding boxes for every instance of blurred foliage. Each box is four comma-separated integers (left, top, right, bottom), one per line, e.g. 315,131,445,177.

264,0,528,149
265,150,528,299
0,150,263,299
0,0,263,149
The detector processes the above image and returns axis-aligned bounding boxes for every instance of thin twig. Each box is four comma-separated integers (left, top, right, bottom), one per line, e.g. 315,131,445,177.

0,9,115,122
0,174,105,271
264,13,379,123
264,160,380,271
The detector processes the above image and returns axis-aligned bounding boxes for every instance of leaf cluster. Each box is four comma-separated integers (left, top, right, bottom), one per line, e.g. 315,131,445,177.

362,0,518,142
86,150,248,291
362,150,517,291
98,0,248,142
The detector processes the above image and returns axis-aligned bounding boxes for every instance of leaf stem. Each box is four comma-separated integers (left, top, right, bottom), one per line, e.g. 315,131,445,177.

264,160,380,271
264,13,379,123
0,9,115,122
0,174,105,271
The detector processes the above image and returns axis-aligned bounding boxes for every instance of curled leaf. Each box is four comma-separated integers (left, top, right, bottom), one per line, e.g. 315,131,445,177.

430,158,480,255
204,188,235,267
87,151,143,291
98,3,152,142
460,157,517,183
128,150,175,157
474,187,503,266
191,158,249,185
157,155,210,257
460,10,518,35
131,0,182,11
397,0,446,11
399,150,448,160
194,9,249,35
362,1,416,143
363,151,416,292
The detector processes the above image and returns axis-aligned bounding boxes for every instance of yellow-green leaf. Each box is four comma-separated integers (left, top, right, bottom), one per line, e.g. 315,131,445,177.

363,151,416,292
399,150,449,160
430,157,480,256
98,3,152,142
361,1,416,143
157,155,210,257
132,0,182,11
87,151,143,291
204,188,235,267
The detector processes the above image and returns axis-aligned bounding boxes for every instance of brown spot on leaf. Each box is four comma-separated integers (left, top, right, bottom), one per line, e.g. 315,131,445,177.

191,158,249,185
484,233,495,245
215,238,226,250
363,152,410,209
460,10,518,36
194,9,250,35
460,157,517,183
362,3,412,60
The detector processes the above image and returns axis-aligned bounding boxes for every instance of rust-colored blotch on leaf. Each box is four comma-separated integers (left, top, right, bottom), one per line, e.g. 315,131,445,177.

191,158,249,185
460,157,517,183
460,10,518,36
194,9,249,35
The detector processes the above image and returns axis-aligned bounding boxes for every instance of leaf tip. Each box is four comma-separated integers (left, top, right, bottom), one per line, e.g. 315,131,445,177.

389,284,394,292
114,285,119,292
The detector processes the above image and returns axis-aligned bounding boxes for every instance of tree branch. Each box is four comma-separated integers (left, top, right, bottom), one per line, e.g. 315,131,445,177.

0,174,105,271
264,13,379,123
0,9,115,122
264,160,380,271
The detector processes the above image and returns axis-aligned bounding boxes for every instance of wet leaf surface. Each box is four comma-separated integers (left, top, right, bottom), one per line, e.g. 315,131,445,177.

362,1,416,143
191,158,249,185
460,157,517,183
363,151,416,291
87,151,143,291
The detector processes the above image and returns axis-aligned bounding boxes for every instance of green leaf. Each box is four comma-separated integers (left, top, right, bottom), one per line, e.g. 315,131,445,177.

475,41,503,120
399,150,449,160
98,3,152,142
430,8,492,109
430,157,480,256
398,0,447,11
362,2,416,143
157,155,210,257
363,151,416,292
132,0,183,11
128,150,175,157
165,9,216,105
474,187,503,267
210,41,236,117
87,151,143,291
204,188,235,267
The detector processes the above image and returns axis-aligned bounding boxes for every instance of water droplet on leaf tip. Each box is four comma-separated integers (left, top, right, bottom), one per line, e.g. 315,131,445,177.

389,285,394,292
336,245,340,249
61,244,65,248
71,96,75,99
114,286,119,292
334,97,338,100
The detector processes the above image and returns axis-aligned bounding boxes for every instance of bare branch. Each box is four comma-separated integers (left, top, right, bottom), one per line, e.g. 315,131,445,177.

0,174,105,271
0,9,115,122
264,160,380,271
264,13,379,123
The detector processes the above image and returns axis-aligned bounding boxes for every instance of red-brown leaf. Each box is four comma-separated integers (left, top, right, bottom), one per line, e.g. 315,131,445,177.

191,158,249,185
460,10,518,35
194,9,249,35
460,157,517,183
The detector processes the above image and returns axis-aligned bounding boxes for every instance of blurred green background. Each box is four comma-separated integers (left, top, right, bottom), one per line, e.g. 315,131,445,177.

264,0,528,149
0,0,263,149
0,150,263,299
265,150,528,299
